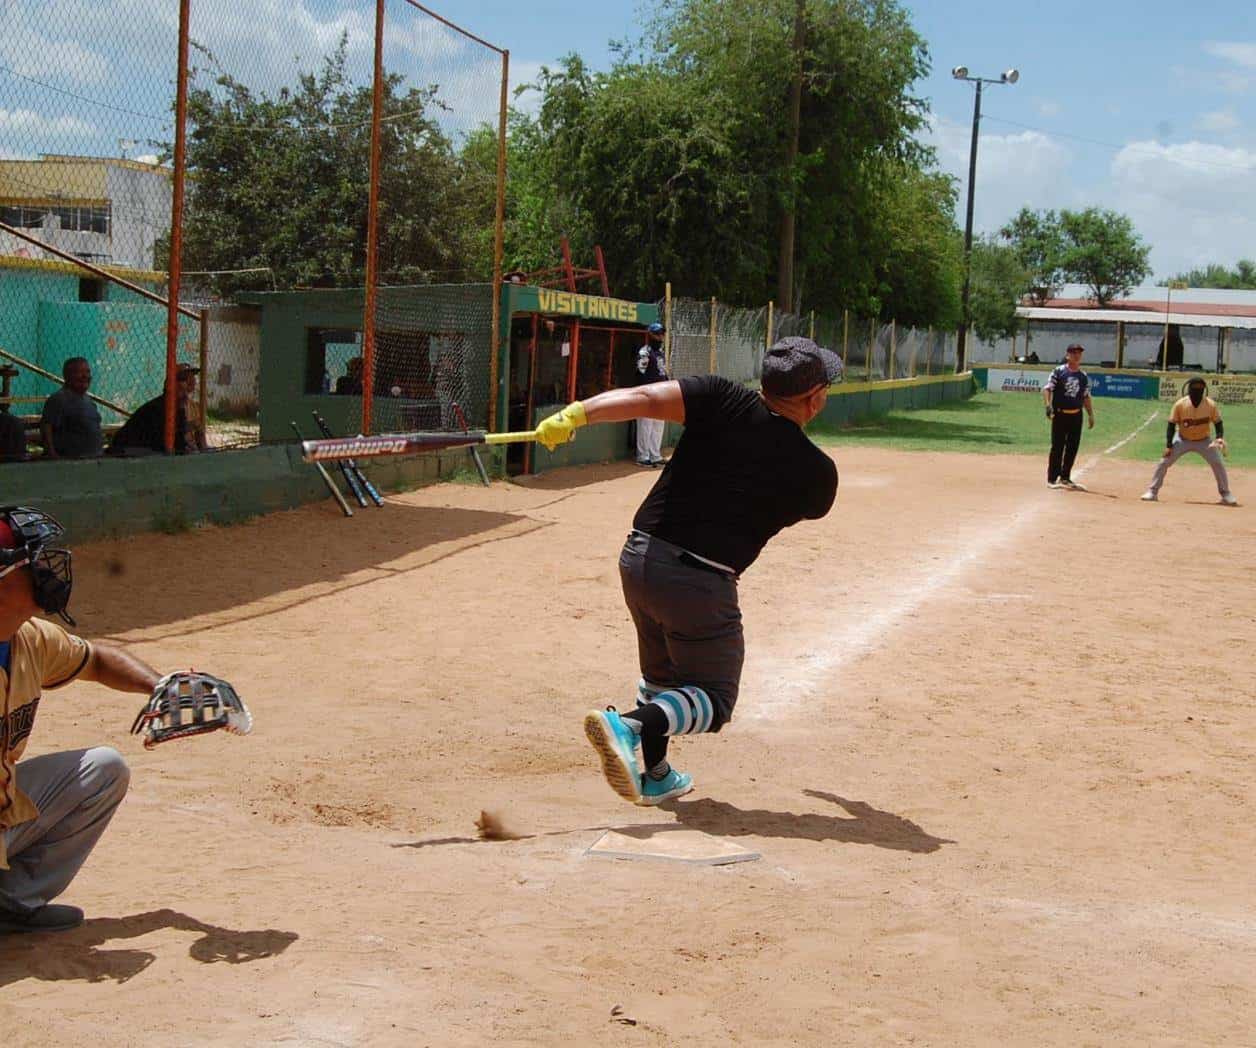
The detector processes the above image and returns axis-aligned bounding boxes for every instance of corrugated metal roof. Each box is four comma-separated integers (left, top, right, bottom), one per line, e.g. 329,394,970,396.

1016,305,1256,330
1035,283,1256,314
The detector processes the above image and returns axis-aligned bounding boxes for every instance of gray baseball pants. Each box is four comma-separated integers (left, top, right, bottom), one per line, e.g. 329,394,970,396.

619,530,744,730
1146,437,1231,496
0,746,130,914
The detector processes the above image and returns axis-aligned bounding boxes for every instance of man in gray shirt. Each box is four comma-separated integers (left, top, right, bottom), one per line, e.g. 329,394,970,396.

40,358,102,459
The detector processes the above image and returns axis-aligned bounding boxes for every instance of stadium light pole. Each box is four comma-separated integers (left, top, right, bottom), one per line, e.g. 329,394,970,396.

953,65,1019,373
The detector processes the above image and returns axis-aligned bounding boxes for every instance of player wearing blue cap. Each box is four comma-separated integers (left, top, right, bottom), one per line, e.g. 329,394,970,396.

634,322,669,466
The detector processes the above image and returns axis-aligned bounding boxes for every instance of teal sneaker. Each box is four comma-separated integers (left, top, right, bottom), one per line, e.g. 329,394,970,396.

583,709,642,803
638,768,694,806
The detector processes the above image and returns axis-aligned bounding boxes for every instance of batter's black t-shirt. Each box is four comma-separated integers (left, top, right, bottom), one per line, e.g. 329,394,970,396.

631,375,838,573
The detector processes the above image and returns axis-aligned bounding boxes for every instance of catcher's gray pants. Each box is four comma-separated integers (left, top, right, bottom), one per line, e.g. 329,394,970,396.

1147,437,1231,496
0,747,130,914
619,530,743,731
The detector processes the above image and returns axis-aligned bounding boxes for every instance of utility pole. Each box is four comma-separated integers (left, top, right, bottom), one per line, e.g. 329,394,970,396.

776,0,806,312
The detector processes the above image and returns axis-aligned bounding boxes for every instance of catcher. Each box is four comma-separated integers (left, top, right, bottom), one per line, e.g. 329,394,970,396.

536,337,840,805
1140,377,1238,506
0,506,249,934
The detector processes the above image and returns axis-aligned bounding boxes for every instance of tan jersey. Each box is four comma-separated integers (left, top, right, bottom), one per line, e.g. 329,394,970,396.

1,617,92,868
1170,395,1221,442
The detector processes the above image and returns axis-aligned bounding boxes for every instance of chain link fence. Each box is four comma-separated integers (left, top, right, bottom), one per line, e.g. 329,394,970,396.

665,297,957,388
0,1,507,460
365,1,506,436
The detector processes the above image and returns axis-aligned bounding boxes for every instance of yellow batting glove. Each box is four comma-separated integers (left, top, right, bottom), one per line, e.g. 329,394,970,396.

535,401,588,452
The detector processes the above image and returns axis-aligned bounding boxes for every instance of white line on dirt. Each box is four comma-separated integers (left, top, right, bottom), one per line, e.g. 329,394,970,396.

747,412,1157,718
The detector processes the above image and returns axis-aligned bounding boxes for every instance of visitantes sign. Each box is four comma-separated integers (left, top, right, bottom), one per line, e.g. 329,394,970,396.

507,285,654,325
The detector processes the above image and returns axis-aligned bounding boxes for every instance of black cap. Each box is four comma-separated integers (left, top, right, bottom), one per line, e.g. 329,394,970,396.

761,336,843,396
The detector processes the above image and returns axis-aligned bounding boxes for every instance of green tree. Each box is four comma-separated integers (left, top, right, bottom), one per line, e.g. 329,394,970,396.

508,1,953,323
1057,207,1152,306
168,37,481,296
968,235,1029,343
1164,259,1256,289
999,207,1065,304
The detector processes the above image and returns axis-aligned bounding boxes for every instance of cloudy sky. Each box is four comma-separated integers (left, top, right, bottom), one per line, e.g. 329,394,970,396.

3,0,1253,280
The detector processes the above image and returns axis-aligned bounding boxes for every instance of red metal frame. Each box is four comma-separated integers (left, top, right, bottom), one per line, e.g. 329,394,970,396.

165,0,192,453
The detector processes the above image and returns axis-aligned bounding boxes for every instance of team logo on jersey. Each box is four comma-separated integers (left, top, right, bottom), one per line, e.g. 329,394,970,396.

4,697,40,751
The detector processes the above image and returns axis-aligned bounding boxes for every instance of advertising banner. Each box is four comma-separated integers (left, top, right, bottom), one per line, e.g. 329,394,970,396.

1158,373,1256,405
984,368,1046,394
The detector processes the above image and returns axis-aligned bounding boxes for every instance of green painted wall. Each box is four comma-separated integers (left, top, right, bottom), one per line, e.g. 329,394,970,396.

248,284,496,443
0,440,500,542
0,263,190,417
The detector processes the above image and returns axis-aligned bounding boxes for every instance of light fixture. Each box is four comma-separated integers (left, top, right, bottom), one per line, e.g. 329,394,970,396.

952,66,968,79
1002,68,1020,84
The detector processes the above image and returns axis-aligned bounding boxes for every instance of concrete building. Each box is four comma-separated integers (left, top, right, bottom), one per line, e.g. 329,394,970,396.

0,155,172,271
972,283,1256,373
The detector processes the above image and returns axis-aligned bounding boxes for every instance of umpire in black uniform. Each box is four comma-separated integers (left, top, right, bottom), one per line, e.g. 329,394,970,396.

535,336,841,805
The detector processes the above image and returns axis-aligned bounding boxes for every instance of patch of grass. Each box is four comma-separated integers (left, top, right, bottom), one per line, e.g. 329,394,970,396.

809,392,1256,468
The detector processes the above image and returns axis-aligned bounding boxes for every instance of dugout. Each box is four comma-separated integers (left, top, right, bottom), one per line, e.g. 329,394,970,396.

499,283,660,475
243,283,497,446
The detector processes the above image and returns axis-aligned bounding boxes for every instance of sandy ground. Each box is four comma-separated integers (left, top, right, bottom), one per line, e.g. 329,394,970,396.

2,435,1255,1046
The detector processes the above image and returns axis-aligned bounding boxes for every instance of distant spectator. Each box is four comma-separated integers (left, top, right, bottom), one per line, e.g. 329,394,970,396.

109,364,206,456
335,357,364,395
1156,325,1185,369
0,407,28,462
39,357,102,459
1027,351,1040,364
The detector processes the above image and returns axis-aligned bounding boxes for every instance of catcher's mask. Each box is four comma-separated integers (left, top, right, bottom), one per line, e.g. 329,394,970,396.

1184,377,1208,407
0,506,75,626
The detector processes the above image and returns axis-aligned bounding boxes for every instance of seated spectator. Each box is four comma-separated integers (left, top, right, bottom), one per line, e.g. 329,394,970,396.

0,406,28,462
335,357,364,395
109,364,206,455
40,357,102,459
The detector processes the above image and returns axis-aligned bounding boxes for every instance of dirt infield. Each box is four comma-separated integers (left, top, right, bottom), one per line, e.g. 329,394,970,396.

4,443,1254,1046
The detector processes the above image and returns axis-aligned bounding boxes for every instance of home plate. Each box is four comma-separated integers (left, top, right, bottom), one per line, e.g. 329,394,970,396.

586,827,760,866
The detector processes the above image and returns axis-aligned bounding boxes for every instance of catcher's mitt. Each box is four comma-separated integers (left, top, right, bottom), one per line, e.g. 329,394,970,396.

130,671,253,749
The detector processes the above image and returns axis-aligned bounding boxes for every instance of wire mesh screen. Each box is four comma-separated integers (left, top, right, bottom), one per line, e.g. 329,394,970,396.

368,283,495,434
365,2,505,435
667,298,768,385
0,2,192,454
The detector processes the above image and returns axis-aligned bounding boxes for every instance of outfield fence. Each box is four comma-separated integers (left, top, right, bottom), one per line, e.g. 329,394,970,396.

665,297,958,387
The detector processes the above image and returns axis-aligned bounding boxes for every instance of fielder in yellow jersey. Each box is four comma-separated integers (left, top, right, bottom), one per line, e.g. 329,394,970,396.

1141,378,1237,505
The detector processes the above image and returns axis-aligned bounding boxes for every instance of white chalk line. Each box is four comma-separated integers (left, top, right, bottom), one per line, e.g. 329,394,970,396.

747,412,1158,719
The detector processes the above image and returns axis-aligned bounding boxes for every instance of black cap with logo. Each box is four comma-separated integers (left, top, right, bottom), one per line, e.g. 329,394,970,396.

761,336,843,397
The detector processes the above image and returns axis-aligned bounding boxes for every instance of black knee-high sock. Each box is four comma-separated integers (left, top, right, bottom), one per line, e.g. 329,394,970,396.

622,704,669,774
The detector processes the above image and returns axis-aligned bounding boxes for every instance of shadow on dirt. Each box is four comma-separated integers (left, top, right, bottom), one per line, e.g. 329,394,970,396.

70,501,544,638
660,790,954,853
0,907,298,986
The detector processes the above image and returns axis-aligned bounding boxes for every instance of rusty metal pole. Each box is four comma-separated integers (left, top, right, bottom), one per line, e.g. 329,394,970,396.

198,308,209,437
164,0,192,453
362,0,386,436
488,49,509,431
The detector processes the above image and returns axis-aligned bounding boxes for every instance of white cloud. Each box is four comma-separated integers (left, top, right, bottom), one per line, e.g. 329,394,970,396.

1034,99,1061,118
0,25,111,86
1198,109,1239,133
1203,42,1256,69
1109,140,1256,277
923,115,1074,232
0,108,94,138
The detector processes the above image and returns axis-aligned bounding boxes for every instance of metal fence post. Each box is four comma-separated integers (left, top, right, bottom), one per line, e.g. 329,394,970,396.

842,309,849,374
869,316,875,381
889,319,897,380
361,0,386,436
808,309,815,340
488,48,509,431
709,296,718,375
164,0,192,453
664,281,673,374
766,300,774,351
